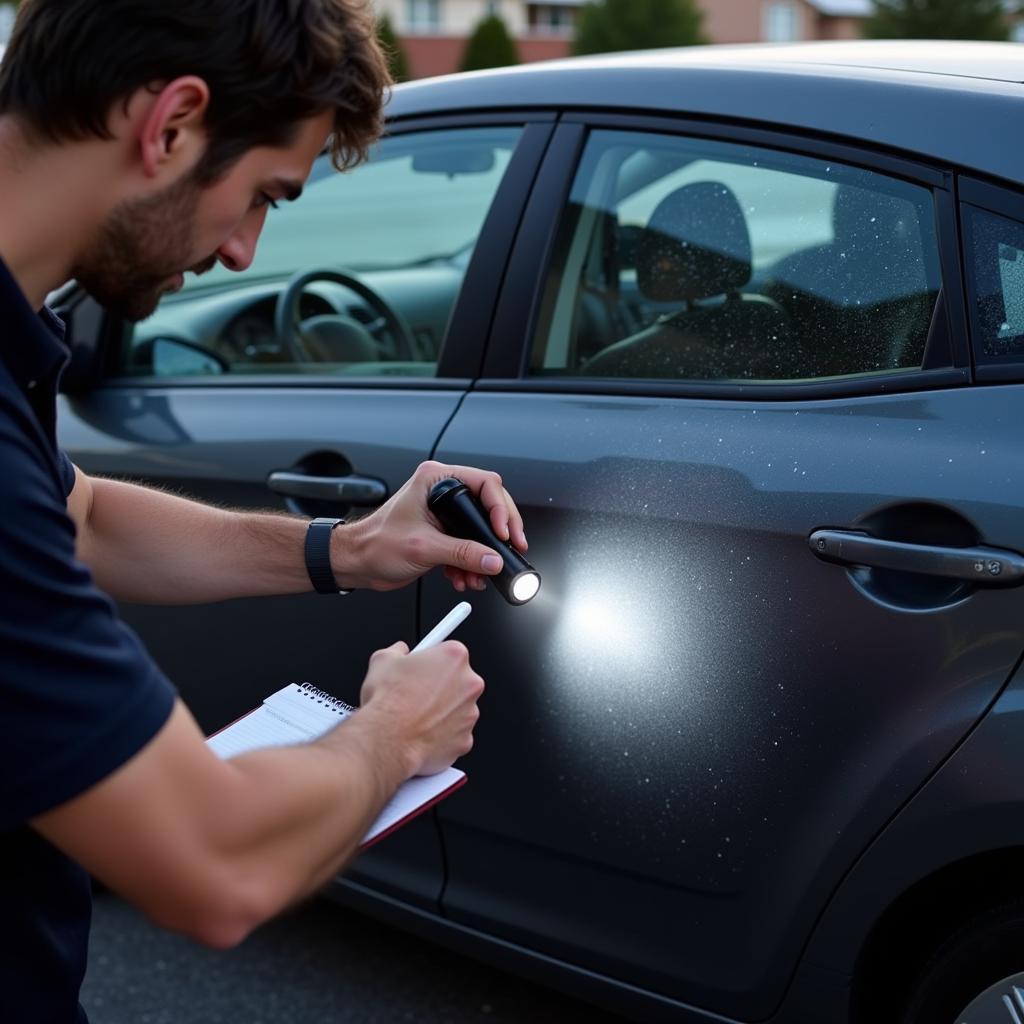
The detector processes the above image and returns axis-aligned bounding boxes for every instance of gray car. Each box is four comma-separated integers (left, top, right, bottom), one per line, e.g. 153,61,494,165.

58,41,1024,1024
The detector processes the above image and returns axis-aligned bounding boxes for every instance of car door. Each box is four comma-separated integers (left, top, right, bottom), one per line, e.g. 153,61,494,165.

58,115,553,912
426,117,1024,1019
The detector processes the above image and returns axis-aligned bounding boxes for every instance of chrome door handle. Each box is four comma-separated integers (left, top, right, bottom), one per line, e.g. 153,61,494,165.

809,529,1024,587
266,472,388,506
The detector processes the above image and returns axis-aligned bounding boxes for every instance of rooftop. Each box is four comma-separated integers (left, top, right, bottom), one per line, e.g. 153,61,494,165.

805,0,873,15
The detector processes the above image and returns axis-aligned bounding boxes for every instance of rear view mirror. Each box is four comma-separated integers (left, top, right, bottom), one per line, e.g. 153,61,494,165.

412,148,496,176
150,337,227,377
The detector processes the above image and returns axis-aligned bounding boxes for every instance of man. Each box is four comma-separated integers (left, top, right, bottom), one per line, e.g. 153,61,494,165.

0,2,529,1021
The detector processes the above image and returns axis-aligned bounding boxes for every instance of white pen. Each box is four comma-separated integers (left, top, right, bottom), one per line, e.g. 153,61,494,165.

411,601,473,652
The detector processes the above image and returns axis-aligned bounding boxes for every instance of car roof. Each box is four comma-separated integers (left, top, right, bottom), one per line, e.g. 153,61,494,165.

388,42,1024,187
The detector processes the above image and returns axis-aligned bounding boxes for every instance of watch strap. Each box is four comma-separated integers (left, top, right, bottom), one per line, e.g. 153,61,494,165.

305,517,351,595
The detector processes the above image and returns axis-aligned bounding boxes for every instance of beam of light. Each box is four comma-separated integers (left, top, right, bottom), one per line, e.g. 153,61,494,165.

546,545,691,705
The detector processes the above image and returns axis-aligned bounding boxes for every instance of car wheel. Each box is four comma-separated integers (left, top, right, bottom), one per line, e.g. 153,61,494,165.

901,903,1024,1023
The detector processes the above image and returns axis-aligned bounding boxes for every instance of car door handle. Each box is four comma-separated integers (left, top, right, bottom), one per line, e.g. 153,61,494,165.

809,529,1024,587
266,471,388,506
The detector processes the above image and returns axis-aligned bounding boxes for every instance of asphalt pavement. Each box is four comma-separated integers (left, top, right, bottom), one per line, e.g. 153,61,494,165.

82,889,630,1024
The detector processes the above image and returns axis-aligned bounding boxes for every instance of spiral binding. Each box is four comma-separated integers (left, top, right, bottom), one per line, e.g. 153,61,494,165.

298,682,357,715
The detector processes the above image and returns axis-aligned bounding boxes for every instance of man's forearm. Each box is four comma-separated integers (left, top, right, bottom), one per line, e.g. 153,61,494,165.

75,475,359,604
34,701,413,949
201,707,411,940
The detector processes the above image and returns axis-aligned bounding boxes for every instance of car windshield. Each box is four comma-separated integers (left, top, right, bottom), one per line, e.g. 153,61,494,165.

180,128,517,294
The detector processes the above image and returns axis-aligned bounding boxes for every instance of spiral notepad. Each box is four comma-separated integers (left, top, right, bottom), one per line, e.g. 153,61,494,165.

206,682,466,848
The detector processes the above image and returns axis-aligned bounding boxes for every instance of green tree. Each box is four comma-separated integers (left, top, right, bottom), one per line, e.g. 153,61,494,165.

377,14,409,82
460,14,519,72
573,0,706,56
864,0,1009,40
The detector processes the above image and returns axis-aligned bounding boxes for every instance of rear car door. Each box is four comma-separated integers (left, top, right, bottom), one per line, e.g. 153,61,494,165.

58,115,553,911
425,117,1024,1019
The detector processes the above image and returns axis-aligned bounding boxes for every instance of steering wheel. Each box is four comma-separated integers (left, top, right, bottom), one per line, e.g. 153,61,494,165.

273,267,415,362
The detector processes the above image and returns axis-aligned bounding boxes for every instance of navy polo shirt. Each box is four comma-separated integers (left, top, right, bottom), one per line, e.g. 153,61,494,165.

0,257,176,1023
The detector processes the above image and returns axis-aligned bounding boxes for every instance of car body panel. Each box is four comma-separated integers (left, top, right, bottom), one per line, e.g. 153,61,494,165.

427,385,1024,1018
390,45,1022,187
59,384,468,908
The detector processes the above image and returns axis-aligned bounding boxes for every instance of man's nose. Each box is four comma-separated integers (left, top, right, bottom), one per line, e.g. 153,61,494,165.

217,212,266,272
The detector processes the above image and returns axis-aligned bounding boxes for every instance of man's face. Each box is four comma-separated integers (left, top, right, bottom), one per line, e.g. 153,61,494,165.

72,111,333,323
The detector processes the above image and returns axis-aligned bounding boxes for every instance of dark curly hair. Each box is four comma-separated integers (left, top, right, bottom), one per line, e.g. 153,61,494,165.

0,0,392,180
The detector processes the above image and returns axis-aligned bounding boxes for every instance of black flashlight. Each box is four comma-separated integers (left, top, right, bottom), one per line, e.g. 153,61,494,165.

428,477,541,606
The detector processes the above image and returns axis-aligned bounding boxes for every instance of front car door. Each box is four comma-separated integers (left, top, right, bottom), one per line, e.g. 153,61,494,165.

425,117,1024,1019
58,114,553,911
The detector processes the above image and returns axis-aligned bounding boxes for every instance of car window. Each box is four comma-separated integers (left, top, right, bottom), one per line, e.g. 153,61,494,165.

120,127,522,379
529,129,943,384
963,205,1024,365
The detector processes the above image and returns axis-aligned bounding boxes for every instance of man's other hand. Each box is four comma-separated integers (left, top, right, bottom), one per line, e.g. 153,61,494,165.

334,460,528,593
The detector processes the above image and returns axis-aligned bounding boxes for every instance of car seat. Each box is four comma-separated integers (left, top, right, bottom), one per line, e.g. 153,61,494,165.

582,181,790,380
762,183,936,377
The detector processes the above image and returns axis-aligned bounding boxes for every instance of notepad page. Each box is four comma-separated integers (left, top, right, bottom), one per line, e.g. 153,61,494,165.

206,683,467,846
364,768,465,843
207,684,344,759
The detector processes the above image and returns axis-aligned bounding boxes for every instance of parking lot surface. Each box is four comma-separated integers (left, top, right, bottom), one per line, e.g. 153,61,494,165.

82,890,628,1024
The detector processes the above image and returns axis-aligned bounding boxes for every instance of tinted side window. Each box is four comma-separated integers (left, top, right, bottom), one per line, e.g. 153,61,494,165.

530,130,942,384
120,127,522,379
963,205,1024,365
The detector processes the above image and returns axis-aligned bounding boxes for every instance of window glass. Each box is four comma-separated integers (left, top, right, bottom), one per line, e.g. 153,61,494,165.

406,0,441,31
122,127,521,379
530,129,942,384
764,2,800,42
528,4,576,32
964,206,1024,363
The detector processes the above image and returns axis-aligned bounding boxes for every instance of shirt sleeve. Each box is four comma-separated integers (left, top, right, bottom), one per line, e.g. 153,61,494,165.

0,397,176,828
58,449,76,498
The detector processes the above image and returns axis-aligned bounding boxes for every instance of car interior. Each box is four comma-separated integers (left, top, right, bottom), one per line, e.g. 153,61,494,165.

121,127,518,379
121,126,942,388
532,136,943,384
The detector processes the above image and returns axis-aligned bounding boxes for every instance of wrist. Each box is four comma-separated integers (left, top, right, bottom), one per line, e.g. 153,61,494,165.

329,705,418,784
329,516,373,591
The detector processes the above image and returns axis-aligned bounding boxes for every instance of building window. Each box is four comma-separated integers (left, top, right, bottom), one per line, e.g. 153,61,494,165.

407,0,441,32
764,2,801,42
528,3,578,34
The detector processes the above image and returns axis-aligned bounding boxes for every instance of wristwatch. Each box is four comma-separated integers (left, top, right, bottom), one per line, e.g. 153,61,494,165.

304,517,351,595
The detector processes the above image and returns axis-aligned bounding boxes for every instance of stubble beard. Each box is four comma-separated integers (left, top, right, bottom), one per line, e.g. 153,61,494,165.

71,172,217,323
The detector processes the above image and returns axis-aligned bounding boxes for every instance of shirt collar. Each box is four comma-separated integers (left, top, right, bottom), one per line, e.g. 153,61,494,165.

0,256,70,389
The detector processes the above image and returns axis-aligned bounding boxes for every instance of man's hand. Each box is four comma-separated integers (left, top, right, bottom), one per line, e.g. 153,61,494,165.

350,639,484,777
32,639,484,949
335,461,528,594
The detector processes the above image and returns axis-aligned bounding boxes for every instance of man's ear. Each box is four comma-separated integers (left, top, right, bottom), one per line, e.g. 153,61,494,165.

138,76,211,180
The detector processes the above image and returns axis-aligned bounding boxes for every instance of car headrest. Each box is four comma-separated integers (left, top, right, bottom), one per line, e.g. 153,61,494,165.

832,184,917,250
636,182,752,302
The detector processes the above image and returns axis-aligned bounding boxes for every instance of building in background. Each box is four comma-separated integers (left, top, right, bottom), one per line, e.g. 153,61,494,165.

372,0,879,79
708,0,872,44
374,0,582,78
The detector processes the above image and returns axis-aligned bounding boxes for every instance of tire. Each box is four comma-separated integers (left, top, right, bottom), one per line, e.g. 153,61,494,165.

901,902,1024,1023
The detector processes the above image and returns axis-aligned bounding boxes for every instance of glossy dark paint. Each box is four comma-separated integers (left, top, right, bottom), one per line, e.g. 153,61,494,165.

60,385,464,910
389,46,1023,185
425,385,1024,1018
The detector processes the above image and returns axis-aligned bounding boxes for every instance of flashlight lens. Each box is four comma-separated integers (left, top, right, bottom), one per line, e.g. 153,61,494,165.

512,572,541,604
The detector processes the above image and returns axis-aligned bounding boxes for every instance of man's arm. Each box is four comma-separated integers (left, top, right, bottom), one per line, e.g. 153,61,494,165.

32,639,482,948
67,460,528,604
